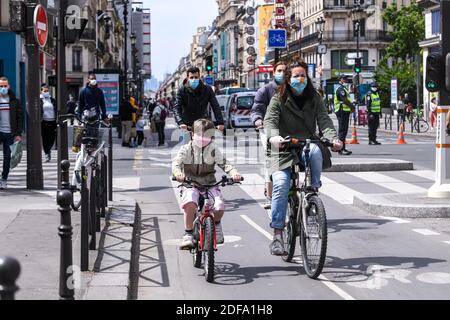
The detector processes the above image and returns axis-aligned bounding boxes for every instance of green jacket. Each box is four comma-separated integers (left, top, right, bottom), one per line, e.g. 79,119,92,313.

264,91,337,175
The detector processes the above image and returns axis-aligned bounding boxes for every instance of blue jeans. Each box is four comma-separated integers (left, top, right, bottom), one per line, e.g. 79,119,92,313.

0,132,14,180
270,143,323,230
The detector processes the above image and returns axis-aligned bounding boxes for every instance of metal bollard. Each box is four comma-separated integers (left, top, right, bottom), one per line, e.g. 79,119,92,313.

57,160,74,300
80,165,89,271
0,256,21,300
108,124,113,202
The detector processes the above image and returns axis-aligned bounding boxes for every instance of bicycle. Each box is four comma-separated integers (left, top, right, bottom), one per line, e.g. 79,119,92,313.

279,136,332,279
408,108,429,133
173,175,243,283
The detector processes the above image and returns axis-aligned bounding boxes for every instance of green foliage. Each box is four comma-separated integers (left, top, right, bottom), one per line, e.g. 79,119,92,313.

382,2,425,60
374,60,417,109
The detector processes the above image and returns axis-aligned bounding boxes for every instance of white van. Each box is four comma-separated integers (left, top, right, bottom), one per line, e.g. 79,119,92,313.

227,91,257,129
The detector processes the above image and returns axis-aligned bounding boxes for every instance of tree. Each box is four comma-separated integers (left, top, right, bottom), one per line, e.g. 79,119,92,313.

374,2,425,108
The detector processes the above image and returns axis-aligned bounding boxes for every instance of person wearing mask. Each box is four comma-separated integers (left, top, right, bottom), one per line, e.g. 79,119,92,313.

0,77,23,190
66,94,77,126
264,57,342,255
251,61,287,210
366,82,382,145
429,97,437,130
78,73,108,123
334,74,354,155
119,94,133,147
40,84,58,162
173,67,224,133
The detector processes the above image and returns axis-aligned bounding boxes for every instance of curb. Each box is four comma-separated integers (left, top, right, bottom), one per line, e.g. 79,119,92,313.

324,160,414,172
353,193,450,218
356,125,435,139
127,202,141,300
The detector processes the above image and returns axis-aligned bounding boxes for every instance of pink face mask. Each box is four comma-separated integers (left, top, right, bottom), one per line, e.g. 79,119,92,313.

192,134,212,147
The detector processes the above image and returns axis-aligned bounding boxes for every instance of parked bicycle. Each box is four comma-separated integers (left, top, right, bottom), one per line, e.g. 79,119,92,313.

280,136,331,279
407,107,429,133
173,175,243,283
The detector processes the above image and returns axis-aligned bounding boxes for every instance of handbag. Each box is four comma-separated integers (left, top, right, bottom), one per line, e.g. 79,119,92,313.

9,141,23,170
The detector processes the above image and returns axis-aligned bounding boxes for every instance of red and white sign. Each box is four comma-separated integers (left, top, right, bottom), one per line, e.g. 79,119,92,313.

34,4,48,47
258,65,274,73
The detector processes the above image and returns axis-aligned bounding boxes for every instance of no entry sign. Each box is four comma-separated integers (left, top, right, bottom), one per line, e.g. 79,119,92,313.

34,4,48,47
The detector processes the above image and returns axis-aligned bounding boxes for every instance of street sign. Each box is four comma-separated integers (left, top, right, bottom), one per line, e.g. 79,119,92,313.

204,76,214,86
317,44,327,54
34,4,48,48
307,64,315,79
247,56,256,65
246,37,255,45
96,73,120,115
346,52,363,59
247,46,256,55
391,78,398,104
246,26,255,35
267,29,286,48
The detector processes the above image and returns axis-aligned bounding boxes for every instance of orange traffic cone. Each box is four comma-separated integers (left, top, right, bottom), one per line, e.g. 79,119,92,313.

348,125,360,144
396,123,407,144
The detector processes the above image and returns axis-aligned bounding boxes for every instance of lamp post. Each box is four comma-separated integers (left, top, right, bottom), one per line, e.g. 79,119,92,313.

96,11,110,69
122,0,129,96
315,16,325,90
130,32,136,97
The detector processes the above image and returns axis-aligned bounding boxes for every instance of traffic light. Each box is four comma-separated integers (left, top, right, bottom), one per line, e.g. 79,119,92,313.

425,53,444,92
205,56,213,72
354,57,361,74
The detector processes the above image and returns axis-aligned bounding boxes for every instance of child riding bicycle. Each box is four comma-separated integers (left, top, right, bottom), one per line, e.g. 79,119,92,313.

172,118,242,249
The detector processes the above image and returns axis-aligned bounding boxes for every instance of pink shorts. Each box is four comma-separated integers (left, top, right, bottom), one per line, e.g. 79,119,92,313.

181,186,225,212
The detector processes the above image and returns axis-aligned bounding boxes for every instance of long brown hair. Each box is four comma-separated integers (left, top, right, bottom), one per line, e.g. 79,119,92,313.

277,55,316,103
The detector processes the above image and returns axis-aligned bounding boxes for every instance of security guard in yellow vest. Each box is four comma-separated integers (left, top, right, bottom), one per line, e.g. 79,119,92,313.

366,82,381,145
334,75,354,155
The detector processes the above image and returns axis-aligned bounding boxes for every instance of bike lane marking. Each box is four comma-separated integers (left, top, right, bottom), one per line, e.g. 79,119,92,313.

378,216,410,224
412,229,441,236
240,214,356,300
346,172,427,194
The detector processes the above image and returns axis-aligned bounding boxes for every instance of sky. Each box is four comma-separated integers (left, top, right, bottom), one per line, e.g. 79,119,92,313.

142,0,219,82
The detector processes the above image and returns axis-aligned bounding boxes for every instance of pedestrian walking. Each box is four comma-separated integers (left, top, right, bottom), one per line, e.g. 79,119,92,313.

429,97,437,130
250,60,287,210
136,114,145,147
119,94,133,147
66,94,77,125
152,100,167,146
40,83,58,162
334,74,354,155
78,73,108,123
0,76,23,190
397,94,406,124
366,82,381,145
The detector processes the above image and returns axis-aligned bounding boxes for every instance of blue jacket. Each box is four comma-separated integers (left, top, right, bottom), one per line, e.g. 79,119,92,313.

250,80,278,125
78,85,107,120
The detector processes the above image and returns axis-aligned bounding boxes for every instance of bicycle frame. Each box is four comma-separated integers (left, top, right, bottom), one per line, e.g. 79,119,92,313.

194,190,217,252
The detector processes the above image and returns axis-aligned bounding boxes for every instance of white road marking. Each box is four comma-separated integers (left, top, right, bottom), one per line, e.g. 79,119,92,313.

113,177,141,190
444,241,450,245
320,176,362,204
240,214,355,300
347,172,427,194
412,228,440,236
416,272,450,284
379,216,410,224
240,215,272,240
406,170,435,181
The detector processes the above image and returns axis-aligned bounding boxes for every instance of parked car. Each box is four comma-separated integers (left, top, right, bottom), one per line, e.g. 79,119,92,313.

226,91,257,129
217,87,253,95
211,94,231,124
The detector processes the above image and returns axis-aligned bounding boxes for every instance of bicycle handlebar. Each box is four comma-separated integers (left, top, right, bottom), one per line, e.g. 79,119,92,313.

281,136,334,148
172,175,244,188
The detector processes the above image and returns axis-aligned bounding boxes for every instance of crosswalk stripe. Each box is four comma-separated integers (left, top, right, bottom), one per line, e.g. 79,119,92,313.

320,175,362,204
406,170,435,181
412,229,440,236
347,171,427,194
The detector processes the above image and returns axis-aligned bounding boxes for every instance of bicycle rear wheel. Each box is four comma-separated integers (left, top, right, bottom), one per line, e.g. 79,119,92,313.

415,119,429,133
203,217,215,283
300,195,327,279
282,199,297,262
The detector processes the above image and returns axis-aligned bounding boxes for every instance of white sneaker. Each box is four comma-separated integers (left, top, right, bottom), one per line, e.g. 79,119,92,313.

180,233,194,250
215,222,224,244
45,153,51,162
0,179,7,190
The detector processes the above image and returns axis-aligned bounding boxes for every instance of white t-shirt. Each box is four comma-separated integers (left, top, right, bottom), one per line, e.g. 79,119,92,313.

0,96,11,133
41,96,56,121
430,101,437,112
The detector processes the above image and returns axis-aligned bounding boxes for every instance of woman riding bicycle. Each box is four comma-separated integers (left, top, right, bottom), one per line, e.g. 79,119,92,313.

264,56,342,256
172,119,241,250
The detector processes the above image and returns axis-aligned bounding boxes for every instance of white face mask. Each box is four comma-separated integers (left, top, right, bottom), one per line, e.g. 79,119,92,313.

89,79,97,86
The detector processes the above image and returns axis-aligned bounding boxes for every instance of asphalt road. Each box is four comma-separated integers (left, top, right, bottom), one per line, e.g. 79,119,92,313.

109,118,450,300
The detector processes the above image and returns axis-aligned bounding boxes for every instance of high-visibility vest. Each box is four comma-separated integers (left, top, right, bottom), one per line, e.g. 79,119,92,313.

369,92,381,113
334,85,352,112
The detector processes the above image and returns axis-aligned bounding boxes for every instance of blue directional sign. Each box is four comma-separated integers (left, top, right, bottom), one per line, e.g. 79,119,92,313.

267,29,286,48
204,75,214,86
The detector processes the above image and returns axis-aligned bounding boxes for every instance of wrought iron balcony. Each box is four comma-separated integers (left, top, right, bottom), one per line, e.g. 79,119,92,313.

322,30,393,42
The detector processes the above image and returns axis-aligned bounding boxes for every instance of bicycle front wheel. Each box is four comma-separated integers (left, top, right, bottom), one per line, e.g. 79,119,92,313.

282,199,297,262
203,217,215,283
300,195,327,279
415,119,429,133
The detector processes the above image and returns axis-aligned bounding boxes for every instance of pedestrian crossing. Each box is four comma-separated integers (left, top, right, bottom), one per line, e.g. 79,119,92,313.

1,150,77,191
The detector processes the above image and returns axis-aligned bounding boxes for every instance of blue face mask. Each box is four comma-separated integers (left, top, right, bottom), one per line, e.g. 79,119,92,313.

189,79,200,89
0,87,8,96
290,77,307,94
274,73,284,84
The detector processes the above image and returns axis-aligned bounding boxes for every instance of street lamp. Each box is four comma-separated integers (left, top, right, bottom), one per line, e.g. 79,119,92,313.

130,32,136,96
315,16,326,89
96,10,110,69
122,0,129,96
